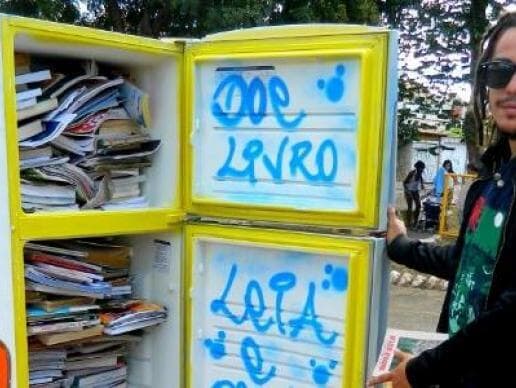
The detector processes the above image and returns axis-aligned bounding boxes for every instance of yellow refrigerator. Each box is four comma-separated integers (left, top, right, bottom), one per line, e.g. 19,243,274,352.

0,15,397,388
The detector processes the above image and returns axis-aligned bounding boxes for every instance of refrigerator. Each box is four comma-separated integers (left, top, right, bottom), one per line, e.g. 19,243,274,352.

0,14,397,388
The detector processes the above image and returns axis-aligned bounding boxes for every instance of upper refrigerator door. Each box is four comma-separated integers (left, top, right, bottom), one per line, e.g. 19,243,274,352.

185,25,397,229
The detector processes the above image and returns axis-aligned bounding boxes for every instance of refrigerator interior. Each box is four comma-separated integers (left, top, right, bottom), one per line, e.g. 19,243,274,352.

23,230,183,388
13,29,181,210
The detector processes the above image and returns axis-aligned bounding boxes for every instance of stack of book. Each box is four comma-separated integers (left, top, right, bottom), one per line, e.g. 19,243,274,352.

24,241,131,299
24,239,167,387
15,53,160,212
29,337,132,387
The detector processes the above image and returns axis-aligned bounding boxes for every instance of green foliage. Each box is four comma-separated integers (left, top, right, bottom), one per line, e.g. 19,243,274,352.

383,0,512,151
0,1,381,37
397,107,420,145
0,0,79,23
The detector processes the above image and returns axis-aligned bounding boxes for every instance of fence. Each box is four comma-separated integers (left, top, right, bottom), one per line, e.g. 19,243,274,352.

438,173,477,239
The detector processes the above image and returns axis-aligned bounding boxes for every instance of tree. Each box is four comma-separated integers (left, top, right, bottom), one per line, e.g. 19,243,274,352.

0,0,79,23
0,1,381,38
380,0,512,162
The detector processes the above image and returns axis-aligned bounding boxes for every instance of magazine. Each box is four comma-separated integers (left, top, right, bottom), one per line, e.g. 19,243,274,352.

373,328,449,377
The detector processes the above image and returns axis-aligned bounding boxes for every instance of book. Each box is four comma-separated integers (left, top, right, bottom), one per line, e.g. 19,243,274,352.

36,324,104,346
56,240,131,269
372,328,449,377
19,155,69,170
21,182,76,200
17,98,58,121
19,113,76,148
19,119,44,141
30,263,102,283
100,302,167,335
45,74,107,99
26,281,106,299
25,266,112,296
15,69,51,85
16,87,42,102
27,317,101,336
26,290,43,303
17,97,37,110
25,242,88,259
72,364,127,387
120,80,150,127
25,250,102,274
65,354,118,371
27,305,99,319
19,145,52,161
31,296,95,312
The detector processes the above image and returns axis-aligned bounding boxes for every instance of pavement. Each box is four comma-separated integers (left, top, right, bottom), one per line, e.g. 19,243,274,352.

387,229,447,332
388,285,445,331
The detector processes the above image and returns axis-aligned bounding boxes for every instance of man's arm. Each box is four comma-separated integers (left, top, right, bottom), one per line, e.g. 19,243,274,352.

386,207,458,280
387,235,458,280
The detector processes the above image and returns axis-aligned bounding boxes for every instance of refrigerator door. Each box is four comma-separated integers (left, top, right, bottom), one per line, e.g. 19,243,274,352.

185,224,374,388
185,25,396,229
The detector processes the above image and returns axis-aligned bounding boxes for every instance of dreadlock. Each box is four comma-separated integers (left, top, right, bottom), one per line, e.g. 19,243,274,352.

472,12,516,171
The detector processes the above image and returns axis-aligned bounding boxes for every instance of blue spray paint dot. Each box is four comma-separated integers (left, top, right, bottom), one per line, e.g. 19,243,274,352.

312,364,332,385
326,78,344,102
322,279,330,290
324,264,333,274
332,267,348,291
204,333,227,360
329,360,338,369
310,359,316,367
318,64,346,103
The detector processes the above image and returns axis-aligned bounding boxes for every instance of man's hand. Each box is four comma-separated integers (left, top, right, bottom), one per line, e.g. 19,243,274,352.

367,350,413,388
387,207,407,244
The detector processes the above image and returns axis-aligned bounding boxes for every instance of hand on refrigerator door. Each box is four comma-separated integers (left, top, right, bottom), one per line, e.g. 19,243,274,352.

367,350,413,388
387,207,407,244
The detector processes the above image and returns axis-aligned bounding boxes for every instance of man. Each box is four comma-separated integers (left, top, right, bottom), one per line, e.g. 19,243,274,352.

403,160,426,228
369,11,516,388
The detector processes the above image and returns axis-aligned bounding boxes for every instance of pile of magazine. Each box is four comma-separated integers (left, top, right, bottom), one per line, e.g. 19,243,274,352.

29,336,132,387
24,239,167,387
15,53,160,212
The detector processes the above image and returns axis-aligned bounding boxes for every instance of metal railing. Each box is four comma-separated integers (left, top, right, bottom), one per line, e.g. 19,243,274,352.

438,173,477,239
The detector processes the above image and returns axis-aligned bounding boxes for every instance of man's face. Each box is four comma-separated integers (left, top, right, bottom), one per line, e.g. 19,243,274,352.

489,27,516,135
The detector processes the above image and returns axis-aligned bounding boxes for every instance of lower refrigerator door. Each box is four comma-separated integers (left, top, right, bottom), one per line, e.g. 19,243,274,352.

185,224,376,388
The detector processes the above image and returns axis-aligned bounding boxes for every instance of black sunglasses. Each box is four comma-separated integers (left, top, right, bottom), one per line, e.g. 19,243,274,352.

480,59,516,89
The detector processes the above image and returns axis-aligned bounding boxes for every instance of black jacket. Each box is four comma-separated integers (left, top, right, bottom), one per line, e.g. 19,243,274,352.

388,155,516,387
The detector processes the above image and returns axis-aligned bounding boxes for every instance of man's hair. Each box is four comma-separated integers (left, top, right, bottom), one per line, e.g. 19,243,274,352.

472,12,516,146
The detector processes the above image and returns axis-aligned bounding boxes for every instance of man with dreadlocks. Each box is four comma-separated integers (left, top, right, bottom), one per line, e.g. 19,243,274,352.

368,11,516,388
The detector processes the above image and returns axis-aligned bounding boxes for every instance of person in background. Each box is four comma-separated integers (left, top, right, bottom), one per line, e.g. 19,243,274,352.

368,11,516,388
403,160,425,228
433,159,455,198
